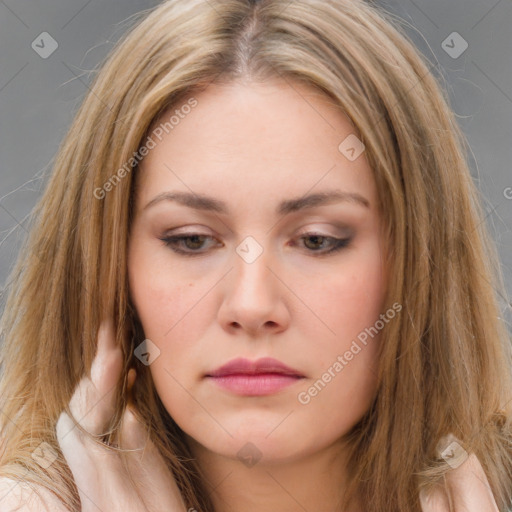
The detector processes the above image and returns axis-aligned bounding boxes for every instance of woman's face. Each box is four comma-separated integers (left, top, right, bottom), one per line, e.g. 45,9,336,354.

128,79,388,465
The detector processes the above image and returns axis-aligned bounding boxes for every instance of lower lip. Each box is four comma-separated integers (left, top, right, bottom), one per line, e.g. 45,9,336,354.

206,373,303,396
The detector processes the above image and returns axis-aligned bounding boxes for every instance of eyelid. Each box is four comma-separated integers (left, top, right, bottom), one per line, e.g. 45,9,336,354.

159,233,221,256
290,232,352,253
295,225,353,237
164,225,214,235
160,230,353,258
163,224,352,241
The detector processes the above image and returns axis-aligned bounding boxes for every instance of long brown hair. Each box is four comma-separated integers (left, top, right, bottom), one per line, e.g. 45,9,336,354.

1,0,511,510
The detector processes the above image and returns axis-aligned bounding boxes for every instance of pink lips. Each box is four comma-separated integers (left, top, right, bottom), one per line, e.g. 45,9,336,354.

205,357,304,396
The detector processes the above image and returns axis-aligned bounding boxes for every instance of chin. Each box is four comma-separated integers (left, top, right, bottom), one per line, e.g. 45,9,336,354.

183,418,332,467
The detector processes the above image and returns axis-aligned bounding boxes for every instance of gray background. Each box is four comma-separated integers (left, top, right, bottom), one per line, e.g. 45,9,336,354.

0,0,511,325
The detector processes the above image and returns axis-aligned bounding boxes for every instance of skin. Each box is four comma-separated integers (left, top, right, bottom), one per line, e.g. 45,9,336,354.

127,78,388,512
55,321,187,512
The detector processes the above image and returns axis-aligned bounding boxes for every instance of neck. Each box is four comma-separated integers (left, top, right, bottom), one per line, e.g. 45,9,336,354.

187,437,362,512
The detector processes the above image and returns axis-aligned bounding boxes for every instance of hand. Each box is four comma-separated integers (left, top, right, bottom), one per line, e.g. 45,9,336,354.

56,318,187,512
419,439,499,512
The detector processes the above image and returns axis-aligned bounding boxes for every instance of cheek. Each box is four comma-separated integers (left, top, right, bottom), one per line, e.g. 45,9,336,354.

128,261,210,416
130,276,177,336
292,249,385,406
128,246,199,338
292,289,383,444
128,250,215,380
294,249,386,350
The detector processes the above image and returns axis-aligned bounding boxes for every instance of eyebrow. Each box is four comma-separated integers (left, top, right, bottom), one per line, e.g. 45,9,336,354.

142,189,370,215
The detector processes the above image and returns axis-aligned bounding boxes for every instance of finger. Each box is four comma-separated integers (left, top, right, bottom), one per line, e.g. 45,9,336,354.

127,368,136,394
90,318,123,397
56,410,79,454
119,404,149,451
444,453,499,511
67,319,123,435
419,486,451,512
56,411,107,485
119,368,144,451
57,409,132,512
419,454,499,512
119,405,187,512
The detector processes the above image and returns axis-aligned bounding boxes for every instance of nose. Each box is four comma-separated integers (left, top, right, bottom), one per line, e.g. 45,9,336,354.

217,242,291,337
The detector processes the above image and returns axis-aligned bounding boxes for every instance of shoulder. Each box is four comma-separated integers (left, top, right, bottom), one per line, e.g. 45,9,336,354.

0,477,70,512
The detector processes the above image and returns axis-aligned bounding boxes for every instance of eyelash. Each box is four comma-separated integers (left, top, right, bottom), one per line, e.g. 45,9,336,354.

159,233,352,257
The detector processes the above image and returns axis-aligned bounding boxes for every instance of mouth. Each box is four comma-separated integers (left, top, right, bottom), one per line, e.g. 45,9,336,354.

205,357,305,396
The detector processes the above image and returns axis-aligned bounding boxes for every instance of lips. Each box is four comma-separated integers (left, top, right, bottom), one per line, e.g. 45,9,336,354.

206,357,304,378
205,357,305,396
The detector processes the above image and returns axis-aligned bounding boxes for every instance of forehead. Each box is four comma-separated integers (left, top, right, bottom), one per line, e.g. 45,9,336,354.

135,80,376,209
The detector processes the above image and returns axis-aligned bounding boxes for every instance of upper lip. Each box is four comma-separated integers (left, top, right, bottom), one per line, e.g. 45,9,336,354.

206,357,304,378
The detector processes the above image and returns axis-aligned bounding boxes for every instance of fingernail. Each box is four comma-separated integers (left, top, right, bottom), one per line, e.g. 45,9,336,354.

127,368,136,391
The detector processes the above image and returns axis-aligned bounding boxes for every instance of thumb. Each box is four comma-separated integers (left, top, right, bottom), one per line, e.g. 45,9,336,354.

120,403,150,452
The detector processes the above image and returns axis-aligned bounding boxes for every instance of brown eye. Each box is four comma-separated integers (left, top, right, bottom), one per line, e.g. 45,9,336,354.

181,235,208,250
297,234,352,255
160,234,219,256
303,235,328,250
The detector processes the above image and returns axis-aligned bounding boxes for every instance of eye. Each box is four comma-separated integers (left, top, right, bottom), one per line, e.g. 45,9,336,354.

159,234,220,256
159,232,352,257
295,233,352,255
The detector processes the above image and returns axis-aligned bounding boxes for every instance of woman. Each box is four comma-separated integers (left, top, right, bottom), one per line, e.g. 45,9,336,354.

0,0,510,510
